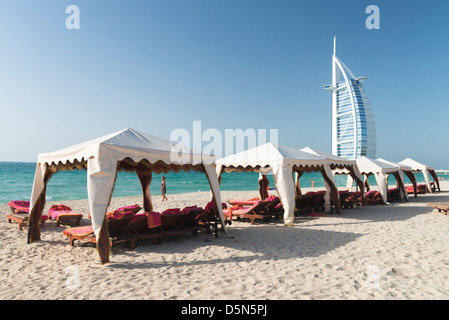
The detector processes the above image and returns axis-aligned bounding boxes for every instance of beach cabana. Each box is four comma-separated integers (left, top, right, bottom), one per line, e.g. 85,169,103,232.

355,156,407,204
300,147,365,198
399,158,441,193
216,143,341,226
27,128,227,264
377,158,417,198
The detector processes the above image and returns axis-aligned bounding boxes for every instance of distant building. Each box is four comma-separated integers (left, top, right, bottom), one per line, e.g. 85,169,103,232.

323,37,376,160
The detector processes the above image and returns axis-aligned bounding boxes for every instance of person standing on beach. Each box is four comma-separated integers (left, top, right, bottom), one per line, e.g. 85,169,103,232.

161,176,168,201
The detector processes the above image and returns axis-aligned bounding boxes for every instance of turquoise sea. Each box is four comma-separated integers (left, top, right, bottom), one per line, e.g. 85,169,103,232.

0,161,447,205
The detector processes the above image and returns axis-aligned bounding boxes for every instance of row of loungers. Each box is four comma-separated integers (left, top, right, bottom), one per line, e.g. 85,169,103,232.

6,201,225,249
296,189,387,213
62,203,224,249
406,184,431,195
226,189,389,224
6,184,434,233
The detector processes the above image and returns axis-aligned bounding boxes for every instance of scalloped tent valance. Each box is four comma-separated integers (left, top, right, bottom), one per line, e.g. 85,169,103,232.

27,128,227,264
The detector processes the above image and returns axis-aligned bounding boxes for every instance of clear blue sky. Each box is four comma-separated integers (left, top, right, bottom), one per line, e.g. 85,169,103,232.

0,1,448,168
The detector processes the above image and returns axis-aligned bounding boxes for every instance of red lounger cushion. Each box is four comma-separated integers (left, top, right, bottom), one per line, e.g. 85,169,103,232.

161,208,181,215
48,204,83,219
63,225,94,237
7,200,30,213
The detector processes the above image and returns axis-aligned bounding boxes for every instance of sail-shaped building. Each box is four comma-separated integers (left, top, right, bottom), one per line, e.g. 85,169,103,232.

323,37,376,160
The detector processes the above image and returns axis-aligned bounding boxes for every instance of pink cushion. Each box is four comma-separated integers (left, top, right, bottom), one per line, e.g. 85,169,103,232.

7,200,30,213
147,212,162,229
48,204,83,219
117,204,141,215
63,225,93,237
161,208,181,215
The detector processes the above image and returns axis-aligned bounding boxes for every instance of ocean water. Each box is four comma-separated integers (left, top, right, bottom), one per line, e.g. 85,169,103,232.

0,161,447,205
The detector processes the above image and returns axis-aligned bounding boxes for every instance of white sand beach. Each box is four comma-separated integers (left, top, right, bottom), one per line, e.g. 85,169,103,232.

1,182,449,300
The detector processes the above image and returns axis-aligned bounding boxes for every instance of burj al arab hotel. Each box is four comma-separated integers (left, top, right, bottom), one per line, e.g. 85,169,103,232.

323,37,377,160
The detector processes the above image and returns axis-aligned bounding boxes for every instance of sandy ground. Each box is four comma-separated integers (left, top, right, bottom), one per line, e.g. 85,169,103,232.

1,182,449,300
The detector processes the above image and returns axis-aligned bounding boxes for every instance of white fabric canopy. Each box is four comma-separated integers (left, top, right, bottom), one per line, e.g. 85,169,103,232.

355,156,406,204
300,147,365,192
28,128,227,263
399,158,440,193
216,143,340,225
376,158,409,201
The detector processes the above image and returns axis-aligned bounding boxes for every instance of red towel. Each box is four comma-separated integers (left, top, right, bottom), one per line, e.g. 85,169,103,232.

147,212,162,229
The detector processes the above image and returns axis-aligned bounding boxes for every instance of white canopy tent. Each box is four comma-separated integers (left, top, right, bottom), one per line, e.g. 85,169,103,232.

216,143,341,226
300,147,365,197
399,158,440,193
355,156,407,204
377,158,417,198
27,128,227,264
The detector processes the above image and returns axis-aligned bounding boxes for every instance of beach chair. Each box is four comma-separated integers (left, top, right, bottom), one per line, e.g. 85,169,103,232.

126,211,164,245
62,210,138,249
295,191,326,214
363,190,383,205
48,204,83,227
159,208,184,230
426,202,449,215
227,197,260,206
311,191,326,211
196,201,228,237
262,195,283,219
417,184,427,194
295,193,315,214
177,206,205,235
406,186,415,194
339,191,357,209
387,188,400,202
223,200,271,224
348,192,361,208
6,200,48,230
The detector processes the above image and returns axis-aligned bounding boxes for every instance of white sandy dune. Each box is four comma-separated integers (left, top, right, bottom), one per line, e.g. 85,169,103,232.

1,182,449,300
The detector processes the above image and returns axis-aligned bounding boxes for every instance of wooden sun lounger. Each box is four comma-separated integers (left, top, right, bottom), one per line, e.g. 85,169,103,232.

223,200,271,224
48,205,83,227
339,192,359,209
63,214,138,249
295,191,326,214
426,202,449,215
195,202,229,237
6,201,47,230
387,188,401,202
362,191,383,205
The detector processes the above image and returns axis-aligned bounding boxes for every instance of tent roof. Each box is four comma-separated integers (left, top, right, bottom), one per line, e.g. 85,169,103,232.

37,128,211,168
216,143,329,170
300,147,357,166
399,158,434,171
356,156,399,175
376,158,413,172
